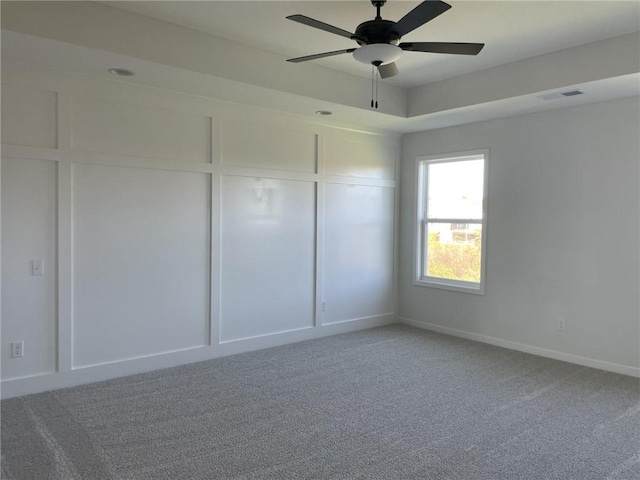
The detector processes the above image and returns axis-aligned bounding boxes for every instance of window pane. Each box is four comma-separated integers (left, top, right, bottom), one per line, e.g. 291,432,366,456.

425,222,482,283
427,159,484,219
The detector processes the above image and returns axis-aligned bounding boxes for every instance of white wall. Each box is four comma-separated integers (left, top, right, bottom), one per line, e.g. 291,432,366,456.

0,61,399,397
399,97,640,374
1,157,57,379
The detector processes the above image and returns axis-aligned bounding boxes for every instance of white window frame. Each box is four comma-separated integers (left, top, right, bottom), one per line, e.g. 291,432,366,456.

413,149,489,295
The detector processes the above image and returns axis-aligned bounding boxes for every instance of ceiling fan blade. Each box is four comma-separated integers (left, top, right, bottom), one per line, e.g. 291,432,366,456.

286,14,356,40
400,42,484,55
394,1,452,37
378,62,399,79
287,48,357,63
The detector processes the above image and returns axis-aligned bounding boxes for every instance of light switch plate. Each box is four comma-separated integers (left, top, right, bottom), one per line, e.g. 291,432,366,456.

32,259,44,276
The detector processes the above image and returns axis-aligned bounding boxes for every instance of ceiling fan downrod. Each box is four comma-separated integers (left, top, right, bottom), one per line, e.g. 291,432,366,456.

372,0,386,21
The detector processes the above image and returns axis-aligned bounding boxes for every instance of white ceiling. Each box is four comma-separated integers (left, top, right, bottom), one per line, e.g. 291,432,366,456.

1,1,639,133
104,1,640,88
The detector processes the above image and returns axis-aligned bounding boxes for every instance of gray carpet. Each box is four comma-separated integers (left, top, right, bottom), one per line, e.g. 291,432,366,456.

2,325,639,480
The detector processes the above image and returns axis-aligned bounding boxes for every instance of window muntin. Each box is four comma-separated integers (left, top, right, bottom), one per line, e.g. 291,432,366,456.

415,151,488,294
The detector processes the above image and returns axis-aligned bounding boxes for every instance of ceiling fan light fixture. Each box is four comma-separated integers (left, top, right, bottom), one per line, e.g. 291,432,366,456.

352,43,402,66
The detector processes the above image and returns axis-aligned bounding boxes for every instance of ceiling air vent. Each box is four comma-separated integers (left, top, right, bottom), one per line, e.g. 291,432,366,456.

539,90,585,101
561,90,584,97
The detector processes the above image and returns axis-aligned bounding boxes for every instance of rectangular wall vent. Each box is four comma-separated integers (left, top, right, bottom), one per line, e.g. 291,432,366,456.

539,90,585,101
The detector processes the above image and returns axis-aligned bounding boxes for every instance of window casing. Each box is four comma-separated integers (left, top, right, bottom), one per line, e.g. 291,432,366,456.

414,150,488,294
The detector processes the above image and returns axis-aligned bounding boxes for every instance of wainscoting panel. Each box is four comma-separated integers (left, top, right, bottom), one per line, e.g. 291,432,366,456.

322,183,395,325
220,175,316,342
72,163,210,368
71,98,212,163
0,60,400,397
221,120,317,173
1,157,57,380
1,84,57,149
324,137,396,180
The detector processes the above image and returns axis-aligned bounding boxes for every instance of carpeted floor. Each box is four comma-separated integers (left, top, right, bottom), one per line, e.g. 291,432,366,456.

2,324,639,480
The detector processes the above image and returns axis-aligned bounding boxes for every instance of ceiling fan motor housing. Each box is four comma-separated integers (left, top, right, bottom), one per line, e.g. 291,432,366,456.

354,20,401,46
352,17,403,67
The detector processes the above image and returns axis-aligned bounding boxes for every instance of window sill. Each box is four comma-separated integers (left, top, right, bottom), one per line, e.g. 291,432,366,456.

413,277,485,296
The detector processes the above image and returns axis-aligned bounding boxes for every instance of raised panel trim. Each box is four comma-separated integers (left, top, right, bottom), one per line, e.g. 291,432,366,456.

57,91,72,150
220,119,317,173
58,159,72,372
323,136,397,181
71,97,213,163
1,83,58,149
210,170,222,347
71,164,211,367
1,156,59,379
69,150,215,174
219,175,316,342
220,166,317,183
323,176,396,188
0,145,65,162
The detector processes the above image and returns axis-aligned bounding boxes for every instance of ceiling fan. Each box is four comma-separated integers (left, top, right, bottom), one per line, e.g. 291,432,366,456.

286,0,484,79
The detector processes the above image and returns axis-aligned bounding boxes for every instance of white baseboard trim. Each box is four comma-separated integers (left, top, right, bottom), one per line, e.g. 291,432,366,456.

219,326,314,345
321,312,396,327
1,314,394,399
398,316,640,378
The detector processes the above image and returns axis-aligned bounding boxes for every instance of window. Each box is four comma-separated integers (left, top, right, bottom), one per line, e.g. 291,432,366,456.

414,150,488,294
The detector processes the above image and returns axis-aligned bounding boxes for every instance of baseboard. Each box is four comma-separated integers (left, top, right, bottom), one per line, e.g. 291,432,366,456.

1,314,395,399
6,314,633,398
398,316,640,378
321,312,396,327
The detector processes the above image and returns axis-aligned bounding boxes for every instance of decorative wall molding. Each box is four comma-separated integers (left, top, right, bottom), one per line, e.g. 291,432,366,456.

0,62,400,397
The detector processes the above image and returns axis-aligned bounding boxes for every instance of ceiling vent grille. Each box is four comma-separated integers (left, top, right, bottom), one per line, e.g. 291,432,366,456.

539,90,585,101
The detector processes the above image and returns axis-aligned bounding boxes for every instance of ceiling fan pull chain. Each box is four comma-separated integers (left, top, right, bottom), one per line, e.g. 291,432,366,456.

371,64,375,108
375,68,379,109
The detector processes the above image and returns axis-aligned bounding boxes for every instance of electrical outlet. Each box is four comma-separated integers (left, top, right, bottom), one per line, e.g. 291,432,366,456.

557,318,566,332
321,301,326,312
11,341,24,358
